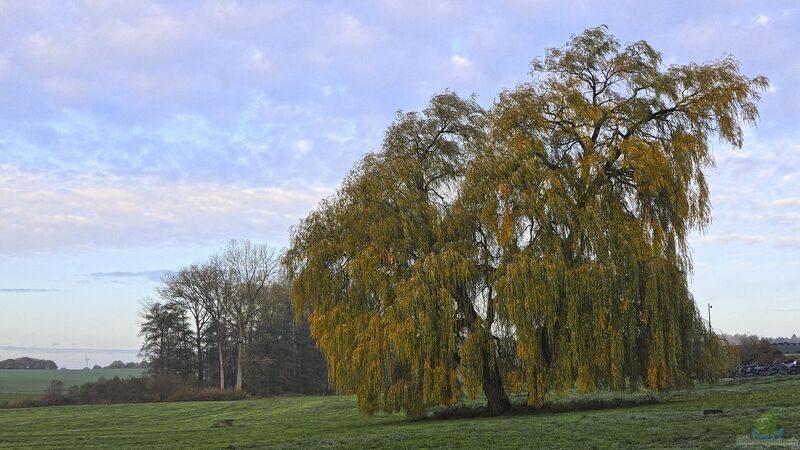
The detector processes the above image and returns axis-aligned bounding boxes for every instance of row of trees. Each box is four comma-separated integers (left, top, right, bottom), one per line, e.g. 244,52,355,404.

0,357,58,369
139,239,328,396
723,334,786,365
104,360,144,369
769,335,800,344
285,27,766,416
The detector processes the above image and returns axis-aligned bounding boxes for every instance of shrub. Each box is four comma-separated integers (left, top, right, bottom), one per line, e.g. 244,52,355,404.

0,376,247,409
167,387,247,402
69,376,158,404
5,399,40,409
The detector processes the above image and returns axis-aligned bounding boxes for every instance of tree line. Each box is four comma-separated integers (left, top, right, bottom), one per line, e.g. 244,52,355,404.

723,334,788,365
104,360,144,369
0,357,58,370
139,239,329,397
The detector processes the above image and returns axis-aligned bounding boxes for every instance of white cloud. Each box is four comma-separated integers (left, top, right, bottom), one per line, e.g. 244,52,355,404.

451,54,473,69
246,48,272,75
763,198,800,209
320,85,347,97
380,0,456,19
448,54,481,83
700,233,800,249
292,139,313,158
0,167,332,254
20,6,190,72
327,12,382,48
753,14,770,26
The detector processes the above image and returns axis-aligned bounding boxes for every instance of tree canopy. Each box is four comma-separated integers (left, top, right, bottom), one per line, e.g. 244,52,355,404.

284,26,768,417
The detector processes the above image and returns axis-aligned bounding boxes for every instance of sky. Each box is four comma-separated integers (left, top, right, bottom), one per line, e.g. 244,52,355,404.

0,0,798,368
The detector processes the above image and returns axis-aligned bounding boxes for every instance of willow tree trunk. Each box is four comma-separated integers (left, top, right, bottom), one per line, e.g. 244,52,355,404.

480,339,511,414
455,284,512,414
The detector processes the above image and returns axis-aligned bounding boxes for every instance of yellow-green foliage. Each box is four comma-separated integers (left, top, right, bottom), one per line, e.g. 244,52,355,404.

284,26,767,417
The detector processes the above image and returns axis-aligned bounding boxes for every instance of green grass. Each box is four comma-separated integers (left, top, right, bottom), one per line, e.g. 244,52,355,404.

0,369,144,400
1,376,799,448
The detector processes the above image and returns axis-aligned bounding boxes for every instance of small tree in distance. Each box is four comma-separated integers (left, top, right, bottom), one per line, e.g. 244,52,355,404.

285,26,767,417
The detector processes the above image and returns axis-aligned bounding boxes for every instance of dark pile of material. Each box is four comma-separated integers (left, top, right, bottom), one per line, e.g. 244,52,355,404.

727,360,799,378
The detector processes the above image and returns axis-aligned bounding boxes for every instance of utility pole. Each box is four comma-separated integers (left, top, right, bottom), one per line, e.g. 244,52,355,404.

707,303,712,332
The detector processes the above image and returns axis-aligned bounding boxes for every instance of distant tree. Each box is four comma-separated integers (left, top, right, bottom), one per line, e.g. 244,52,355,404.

196,257,234,390
42,380,65,403
221,239,280,391
139,300,194,380
244,280,330,396
285,26,766,416
160,266,211,383
736,335,784,364
0,357,58,370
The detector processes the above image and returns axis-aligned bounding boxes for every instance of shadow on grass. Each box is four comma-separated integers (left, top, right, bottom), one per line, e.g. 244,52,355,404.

421,393,659,421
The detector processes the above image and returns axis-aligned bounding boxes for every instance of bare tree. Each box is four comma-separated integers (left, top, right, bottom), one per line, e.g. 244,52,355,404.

221,239,280,391
159,267,210,384
196,257,233,390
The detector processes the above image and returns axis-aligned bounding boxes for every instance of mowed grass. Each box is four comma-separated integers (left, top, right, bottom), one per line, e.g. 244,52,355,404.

1,377,799,449
0,369,144,400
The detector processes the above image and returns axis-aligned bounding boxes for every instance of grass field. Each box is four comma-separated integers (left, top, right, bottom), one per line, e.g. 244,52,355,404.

1,376,798,448
0,369,144,402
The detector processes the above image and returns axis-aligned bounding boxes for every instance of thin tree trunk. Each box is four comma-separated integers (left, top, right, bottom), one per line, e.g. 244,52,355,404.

196,333,204,384
217,334,225,390
235,339,244,391
195,315,204,384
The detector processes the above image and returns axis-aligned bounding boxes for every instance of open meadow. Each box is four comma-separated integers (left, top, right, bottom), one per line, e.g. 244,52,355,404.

1,376,798,449
0,369,144,403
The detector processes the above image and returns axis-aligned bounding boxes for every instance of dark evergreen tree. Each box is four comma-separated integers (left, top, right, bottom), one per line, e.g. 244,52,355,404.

139,300,195,381
244,281,329,396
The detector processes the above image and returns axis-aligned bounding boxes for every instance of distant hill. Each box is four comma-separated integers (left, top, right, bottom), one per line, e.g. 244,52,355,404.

0,357,58,370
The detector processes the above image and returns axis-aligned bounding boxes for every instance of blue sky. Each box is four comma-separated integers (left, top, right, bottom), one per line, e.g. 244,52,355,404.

0,1,798,367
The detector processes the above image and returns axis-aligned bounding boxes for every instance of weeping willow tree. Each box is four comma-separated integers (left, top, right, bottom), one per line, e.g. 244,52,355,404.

284,26,767,417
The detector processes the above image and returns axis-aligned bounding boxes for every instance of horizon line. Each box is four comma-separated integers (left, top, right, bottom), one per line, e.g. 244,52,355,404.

0,345,139,354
